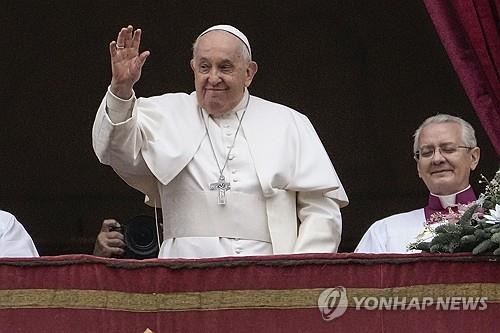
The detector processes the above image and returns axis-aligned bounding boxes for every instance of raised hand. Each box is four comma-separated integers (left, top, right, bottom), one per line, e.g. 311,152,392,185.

109,25,150,99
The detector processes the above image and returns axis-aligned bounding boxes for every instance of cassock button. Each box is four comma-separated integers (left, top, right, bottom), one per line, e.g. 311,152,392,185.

228,154,235,160
225,132,232,137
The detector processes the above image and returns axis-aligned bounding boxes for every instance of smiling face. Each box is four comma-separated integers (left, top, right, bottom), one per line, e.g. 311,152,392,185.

190,30,257,117
416,122,480,195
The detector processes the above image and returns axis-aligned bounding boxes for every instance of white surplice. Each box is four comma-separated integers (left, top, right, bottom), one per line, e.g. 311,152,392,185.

93,88,348,258
355,208,425,253
355,191,469,253
0,210,39,257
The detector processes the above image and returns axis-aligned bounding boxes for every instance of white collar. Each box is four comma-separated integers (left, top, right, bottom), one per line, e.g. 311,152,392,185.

431,185,471,208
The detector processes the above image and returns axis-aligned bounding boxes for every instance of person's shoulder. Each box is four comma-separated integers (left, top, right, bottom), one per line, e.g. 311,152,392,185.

250,95,301,113
250,95,310,123
159,91,195,99
372,208,424,227
0,210,15,221
359,208,424,245
136,92,198,114
0,210,16,230
140,92,195,103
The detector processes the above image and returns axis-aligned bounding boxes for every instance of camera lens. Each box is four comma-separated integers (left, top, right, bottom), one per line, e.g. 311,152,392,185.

130,224,154,247
123,215,159,259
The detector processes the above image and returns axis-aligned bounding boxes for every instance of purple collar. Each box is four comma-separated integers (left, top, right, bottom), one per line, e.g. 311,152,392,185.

424,187,477,220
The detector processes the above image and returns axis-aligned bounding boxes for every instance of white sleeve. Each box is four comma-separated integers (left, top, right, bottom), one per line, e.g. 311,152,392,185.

293,190,342,253
92,89,154,177
0,212,39,257
106,87,134,123
92,88,160,205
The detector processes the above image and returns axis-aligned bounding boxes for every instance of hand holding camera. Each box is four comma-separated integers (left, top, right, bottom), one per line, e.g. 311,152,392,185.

93,219,125,258
94,216,160,259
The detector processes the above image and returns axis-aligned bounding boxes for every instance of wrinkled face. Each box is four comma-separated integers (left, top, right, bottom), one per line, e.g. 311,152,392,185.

191,30,257,117
416,122,480,195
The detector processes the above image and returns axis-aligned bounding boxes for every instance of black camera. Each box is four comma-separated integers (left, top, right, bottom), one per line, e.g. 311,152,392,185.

111,215,160,259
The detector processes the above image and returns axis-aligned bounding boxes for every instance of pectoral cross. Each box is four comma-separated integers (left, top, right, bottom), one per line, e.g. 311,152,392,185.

209,175,231,205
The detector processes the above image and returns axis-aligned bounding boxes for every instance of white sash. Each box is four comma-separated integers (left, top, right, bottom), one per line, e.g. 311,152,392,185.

162,191,271,242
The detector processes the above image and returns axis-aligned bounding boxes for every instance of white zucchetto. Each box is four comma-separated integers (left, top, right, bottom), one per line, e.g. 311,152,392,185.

198,24,252,58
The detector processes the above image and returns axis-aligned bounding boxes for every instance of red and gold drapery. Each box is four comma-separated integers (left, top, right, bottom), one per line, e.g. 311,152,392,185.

1,253,499,332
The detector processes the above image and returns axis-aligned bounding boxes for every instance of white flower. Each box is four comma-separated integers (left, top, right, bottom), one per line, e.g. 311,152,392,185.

484,204,500,224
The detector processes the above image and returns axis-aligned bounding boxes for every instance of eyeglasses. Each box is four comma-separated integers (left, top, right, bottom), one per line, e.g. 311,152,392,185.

414,144,474,160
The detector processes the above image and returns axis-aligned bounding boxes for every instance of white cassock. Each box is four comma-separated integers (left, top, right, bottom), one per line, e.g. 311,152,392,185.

0,210,39,257
355,190,469,253
93,88,348,258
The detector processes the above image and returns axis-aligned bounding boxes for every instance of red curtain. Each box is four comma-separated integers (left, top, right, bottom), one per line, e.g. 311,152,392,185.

423,0,500,156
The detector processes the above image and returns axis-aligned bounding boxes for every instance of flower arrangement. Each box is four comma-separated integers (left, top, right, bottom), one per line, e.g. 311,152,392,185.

408,167,500,255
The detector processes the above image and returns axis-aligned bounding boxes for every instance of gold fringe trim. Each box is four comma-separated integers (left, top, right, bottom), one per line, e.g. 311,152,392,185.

0,283,498,312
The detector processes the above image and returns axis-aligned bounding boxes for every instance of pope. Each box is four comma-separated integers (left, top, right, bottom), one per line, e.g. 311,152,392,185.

92,24,348,258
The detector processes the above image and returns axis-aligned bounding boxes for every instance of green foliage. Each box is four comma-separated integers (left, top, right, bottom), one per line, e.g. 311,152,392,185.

409,219,500,255
460,234,477,244
434,223,460,234
415,242,431,251
490,232,500,244
474,229,491,241
460,225,476,235
458,204,479,225
472,239,496,255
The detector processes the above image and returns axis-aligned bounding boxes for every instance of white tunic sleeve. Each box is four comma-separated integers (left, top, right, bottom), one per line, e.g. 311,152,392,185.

93,89,152,176
0,211,39,257
92,89,160,203
92,90,205,205
294,190,342,253
105,87,134,124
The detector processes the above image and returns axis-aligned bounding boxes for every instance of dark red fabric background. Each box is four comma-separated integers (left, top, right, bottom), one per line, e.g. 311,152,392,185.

1,307,497,333
1,253,498,332
1,253,500,292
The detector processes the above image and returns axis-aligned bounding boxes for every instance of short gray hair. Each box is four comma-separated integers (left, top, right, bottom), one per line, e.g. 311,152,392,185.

413,114,477,153
191,31,252,63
